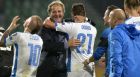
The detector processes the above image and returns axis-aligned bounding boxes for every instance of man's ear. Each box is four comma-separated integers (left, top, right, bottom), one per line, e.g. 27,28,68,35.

114,18,118,24
124,6,129,15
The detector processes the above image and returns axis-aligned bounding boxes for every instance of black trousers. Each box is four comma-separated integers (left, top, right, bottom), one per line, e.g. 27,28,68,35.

37,55,67,77
37,67,67,77
0,50,13,77
0,66,12,77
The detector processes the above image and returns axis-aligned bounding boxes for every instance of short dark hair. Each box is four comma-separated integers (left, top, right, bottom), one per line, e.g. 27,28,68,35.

124,0,140,9
72,3,86,16
106,5,119,16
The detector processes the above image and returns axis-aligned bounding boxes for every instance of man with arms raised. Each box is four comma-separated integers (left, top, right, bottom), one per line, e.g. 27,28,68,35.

0,15,43,77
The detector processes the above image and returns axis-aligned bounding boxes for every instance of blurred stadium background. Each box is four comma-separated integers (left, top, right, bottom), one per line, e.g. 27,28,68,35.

0,0,123,76
0,0,124,47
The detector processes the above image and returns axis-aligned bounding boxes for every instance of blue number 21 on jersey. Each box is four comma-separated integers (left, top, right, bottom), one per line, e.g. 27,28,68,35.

28,43,41,66
76,33,92,54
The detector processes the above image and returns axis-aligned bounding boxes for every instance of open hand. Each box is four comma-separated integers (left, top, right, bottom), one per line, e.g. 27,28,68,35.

8,16,20,31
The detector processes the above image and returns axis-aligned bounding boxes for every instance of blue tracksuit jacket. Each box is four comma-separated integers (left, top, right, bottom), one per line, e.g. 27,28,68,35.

109,24,140,77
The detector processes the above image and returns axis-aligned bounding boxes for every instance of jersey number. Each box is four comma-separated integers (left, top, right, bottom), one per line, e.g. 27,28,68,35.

76,33,92,54
28,43,41,66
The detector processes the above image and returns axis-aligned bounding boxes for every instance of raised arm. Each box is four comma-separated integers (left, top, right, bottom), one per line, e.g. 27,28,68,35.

0,16,20,46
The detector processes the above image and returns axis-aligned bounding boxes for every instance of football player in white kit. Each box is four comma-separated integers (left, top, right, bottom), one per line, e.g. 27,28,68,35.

0,15,43,77
44,3,97,77
124,0,140,25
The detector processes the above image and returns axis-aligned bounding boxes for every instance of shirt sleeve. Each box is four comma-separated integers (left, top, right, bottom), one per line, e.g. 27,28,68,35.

55,22,73,34
5,32,18,46
93,37,108,60
93,28,109,61
109,30,123,77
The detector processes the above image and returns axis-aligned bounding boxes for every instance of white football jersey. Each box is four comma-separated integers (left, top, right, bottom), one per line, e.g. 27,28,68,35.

56,22,97,71
125,17,140,26
125,17,140,30
5,32,43,77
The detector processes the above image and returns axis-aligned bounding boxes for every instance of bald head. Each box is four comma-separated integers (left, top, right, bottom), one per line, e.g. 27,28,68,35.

111,9,126,21
108,9,126,28
24,15,43,34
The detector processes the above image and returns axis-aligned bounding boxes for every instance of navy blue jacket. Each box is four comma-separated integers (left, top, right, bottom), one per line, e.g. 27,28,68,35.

37,26,68,77
93,27,112,75
93,27,111,61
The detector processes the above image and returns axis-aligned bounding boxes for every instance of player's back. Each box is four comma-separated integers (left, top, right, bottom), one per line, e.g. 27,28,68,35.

71,22,96,61
10,32,43,77
56,22,97,71
65,22,97,71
